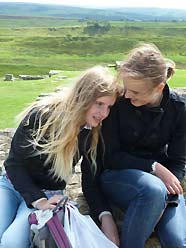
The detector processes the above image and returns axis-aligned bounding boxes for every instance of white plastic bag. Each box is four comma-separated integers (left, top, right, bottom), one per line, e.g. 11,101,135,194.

64,203,118,248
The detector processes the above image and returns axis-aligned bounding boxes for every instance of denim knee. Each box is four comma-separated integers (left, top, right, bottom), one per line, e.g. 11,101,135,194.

101,170,167,207
139,176,167,205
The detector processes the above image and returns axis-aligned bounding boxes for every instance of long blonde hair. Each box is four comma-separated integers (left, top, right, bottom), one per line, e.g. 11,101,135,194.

19,66,118,181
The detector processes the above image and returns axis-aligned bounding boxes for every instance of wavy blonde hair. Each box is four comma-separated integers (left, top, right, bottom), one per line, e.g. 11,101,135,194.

19,66,118,181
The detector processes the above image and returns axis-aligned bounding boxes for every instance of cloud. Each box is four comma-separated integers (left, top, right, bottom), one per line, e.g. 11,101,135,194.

1,0,186,9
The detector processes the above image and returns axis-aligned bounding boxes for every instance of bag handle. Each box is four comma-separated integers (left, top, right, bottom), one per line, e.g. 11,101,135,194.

52,195,68,213
47,214,71,248
47,196,71,248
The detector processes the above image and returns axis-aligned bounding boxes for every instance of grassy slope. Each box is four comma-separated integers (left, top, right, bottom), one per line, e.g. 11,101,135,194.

0,19,186,77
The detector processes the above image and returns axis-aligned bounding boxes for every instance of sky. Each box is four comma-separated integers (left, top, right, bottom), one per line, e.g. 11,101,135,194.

1,0,186,9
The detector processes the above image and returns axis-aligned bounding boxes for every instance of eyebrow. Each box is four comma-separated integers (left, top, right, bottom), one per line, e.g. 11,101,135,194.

127,89,139,94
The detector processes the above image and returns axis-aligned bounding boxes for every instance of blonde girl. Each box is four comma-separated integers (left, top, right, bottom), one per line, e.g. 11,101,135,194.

0,66,119,248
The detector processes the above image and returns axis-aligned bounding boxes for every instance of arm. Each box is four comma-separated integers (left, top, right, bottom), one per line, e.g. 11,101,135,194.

80,156,111,219
78,128,111,218
100,214,120,246
154,104,186,195
166,104,186,181
81,156,120,245
4,112,47,207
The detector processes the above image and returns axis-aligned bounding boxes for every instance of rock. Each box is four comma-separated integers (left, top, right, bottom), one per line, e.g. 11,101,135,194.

0,128,15,174
107,61,122,70
173,87,186,93
19,75,47,80
4,74,14,81
48,27,57,31
49,70,63,77
173,87,186,98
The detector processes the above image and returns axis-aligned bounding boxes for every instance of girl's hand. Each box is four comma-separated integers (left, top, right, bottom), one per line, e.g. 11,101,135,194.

35,194,64,210
155,163,183,195
101,214,120,247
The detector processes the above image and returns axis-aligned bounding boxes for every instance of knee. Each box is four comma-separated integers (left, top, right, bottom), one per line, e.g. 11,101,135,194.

140,177,167,203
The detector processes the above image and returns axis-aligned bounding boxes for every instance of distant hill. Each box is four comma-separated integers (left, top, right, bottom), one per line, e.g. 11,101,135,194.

0,2,186,21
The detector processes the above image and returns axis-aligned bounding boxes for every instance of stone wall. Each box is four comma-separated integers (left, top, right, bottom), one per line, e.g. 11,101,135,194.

0,128,15,171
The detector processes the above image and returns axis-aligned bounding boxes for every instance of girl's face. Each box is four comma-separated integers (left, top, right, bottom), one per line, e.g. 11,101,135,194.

123,77,165,107
85,95,116,127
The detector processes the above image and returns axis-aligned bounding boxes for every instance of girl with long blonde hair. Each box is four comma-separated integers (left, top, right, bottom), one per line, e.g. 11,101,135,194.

0,66,119,248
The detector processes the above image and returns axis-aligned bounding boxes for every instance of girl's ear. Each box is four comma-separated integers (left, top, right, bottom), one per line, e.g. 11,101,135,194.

157,82,165,92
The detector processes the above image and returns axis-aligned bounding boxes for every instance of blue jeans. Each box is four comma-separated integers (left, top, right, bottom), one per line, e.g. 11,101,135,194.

0,175,63,248
100,169,186,248
0,175,34,248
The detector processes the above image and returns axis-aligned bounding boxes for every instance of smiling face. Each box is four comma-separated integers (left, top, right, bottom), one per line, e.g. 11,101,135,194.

84,95,116,127
123,77,165,107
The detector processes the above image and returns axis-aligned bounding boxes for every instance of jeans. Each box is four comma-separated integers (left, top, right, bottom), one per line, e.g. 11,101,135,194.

100,169,186,248
0,175,64,248
0,175,34,248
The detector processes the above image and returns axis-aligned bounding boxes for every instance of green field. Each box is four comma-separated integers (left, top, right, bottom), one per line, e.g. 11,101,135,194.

0,16,186,129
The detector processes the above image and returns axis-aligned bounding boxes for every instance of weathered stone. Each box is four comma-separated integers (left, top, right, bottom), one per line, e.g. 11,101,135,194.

48,27,57,32
107,61,122,70
4,74,14,81
173,87,186,98
19,75,47,80
49,70,63,77
173,87,186,93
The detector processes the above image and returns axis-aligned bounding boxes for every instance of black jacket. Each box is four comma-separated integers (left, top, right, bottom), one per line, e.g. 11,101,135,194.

102,85,186,181
4,111,110,220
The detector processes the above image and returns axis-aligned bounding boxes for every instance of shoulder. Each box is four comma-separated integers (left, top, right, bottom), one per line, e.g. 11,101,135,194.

167,90,186,124
20,108,49,130
169,90,186,106
21,109,38,127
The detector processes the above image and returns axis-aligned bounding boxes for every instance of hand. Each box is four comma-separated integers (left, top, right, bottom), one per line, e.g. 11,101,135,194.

155,163,183,195
36,194,64,210
100,214,120,247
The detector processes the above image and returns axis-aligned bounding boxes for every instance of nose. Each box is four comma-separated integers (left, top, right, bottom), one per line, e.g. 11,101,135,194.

125,89,133,99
